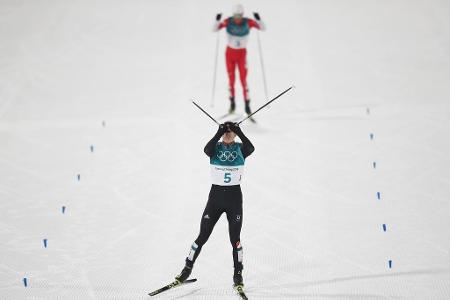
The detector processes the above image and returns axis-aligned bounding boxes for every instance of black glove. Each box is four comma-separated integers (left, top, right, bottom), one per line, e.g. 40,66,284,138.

217,123,227,135
223,121,234,133
216,13,222,21
253,12,261,21
228,122,242,134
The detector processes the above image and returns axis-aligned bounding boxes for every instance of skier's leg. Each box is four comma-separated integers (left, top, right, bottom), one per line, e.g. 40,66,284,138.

226,48,237,98
191,205,221,262
237,49,250,101
226,188,244,284
227,209,243,271
226,47,237,111
188,190,222,264
237,49,252,114
177,193,222,282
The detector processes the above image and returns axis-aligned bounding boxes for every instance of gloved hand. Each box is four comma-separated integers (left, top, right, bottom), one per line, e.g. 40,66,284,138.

253,12,261,21
216,13,222,21
217,123,227,135
228,122,242,134
223,121,234,132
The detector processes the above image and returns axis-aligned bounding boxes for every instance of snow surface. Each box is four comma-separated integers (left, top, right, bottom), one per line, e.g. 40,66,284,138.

1,0,450,299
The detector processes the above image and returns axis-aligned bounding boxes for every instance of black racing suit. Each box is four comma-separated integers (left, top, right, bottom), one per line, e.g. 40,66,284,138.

186,127,254,273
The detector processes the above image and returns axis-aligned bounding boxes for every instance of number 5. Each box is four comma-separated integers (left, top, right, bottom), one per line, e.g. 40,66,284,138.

224,173,231,183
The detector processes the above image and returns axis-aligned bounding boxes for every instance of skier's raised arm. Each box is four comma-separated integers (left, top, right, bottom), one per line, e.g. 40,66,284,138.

229,123,254,158
204,124,227,157
250,12,266,31
212,13,228,32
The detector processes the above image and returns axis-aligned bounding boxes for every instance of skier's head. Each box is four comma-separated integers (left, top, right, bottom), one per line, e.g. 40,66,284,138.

232,4,244,22
222,121,237,144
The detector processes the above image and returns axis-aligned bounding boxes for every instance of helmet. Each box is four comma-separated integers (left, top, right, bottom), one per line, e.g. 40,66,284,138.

232,4,244,16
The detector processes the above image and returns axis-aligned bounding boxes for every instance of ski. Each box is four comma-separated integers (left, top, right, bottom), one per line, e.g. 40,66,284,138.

234,284,249,300
148,278,197,297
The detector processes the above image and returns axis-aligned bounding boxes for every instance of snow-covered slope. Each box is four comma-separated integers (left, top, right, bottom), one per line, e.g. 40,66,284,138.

1,0,449,299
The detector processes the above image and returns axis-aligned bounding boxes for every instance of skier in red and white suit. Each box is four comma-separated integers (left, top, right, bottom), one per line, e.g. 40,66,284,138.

213,4,266,114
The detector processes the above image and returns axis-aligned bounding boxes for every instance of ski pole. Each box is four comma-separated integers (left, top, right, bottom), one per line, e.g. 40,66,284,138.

192,101,220,125
210,31,220,107
257,31,269,102
237,86,294,125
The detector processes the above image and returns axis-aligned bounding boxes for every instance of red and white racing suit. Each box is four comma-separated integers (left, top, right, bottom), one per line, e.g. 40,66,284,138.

213,17,265,101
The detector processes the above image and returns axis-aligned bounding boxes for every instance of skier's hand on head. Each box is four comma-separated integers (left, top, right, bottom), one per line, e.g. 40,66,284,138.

216,13,222,21
228,122,242,134
253,12,261,21
218,123,227,135
223,121,235,133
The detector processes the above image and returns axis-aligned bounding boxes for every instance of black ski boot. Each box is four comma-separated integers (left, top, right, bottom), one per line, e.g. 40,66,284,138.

175,259,193,283
229,97,236,113
244,100,251,115
233,269,244,287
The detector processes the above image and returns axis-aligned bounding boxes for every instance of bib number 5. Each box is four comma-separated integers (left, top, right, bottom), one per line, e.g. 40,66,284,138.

224,173,231,183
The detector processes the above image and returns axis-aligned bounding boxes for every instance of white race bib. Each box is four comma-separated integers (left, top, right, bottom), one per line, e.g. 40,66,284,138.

210,165,244,186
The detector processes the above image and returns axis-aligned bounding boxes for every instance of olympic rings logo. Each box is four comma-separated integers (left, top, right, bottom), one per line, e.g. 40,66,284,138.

217,151,238,162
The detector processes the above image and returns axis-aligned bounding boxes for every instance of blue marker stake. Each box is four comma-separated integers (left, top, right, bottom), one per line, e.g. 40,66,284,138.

90,145,94,153
77,174,80,181
23,277,28,287
388,260,392,268
373,161,377,169
377,192,381,200
62,206,66,214
43,239,47,248
382,224,387,232
370,133,374,140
